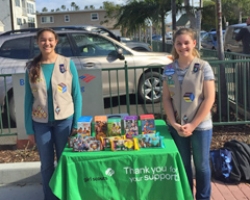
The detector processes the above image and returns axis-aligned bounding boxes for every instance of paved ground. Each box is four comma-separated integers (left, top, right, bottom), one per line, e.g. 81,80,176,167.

0,183,43,200
0,162,43,200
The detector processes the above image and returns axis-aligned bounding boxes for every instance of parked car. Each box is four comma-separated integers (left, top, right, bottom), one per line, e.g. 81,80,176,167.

200,30,207,40
0,29,171,123
1,25,152,52
224,23,245,53
152,34,171,41
201,30,225,50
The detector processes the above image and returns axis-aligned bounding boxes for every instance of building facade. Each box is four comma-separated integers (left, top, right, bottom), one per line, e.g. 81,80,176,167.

0,0,36,32
36,9,120,36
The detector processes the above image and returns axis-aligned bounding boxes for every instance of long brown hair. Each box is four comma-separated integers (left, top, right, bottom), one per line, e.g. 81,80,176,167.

27,28,58,83
171,28,200,60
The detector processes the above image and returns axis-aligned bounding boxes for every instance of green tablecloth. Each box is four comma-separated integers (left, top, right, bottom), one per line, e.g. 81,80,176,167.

49,120,193,200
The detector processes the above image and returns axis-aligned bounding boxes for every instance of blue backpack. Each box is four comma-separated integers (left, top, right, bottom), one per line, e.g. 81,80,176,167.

210,148,235,183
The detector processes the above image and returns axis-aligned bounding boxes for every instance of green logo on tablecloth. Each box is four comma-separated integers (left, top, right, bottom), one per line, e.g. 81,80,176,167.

105,168,115,176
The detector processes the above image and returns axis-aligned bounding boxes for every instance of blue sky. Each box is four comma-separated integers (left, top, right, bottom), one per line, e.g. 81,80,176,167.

36,0,126,12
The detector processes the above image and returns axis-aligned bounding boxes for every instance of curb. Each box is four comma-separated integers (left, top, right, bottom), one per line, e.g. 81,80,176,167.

0,162,41,184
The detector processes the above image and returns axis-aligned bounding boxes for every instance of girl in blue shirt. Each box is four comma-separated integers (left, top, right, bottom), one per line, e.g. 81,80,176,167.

24,28,82,200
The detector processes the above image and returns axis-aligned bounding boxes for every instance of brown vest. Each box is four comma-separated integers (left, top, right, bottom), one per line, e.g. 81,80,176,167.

163,57,211,125
29,55,74,122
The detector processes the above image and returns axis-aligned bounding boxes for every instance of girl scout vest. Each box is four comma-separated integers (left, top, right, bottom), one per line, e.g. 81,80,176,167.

29,55,74,123
163,57,211,125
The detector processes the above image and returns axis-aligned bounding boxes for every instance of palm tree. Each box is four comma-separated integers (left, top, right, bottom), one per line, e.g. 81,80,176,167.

61,5,66,11
114,0,172,51
90,5,95,9
84,6,89,10
42,7,48,12
75,5,80,10
71,2,76,11
56,8,60,12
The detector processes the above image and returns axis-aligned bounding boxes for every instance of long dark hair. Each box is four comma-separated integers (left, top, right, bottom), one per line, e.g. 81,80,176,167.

27,28,58,83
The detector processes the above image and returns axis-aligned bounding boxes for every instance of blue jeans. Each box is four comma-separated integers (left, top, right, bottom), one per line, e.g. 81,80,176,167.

33,118,73,200
169,126,212,200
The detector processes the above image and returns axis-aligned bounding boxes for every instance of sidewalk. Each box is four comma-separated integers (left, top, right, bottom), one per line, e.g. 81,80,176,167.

0,162,43,200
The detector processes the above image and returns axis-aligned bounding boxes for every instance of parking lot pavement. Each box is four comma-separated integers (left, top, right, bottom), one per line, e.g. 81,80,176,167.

0,162,43,200
0,183,43,200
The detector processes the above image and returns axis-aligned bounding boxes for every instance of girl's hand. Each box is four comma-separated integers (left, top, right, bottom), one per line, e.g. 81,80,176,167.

71,128,78,136
28,134,35,145
180,123,195,137
172,123,187,137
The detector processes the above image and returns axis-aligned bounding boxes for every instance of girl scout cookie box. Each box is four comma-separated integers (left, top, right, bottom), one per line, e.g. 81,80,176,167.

94,115,108,139
107,117,122,136
77,116,93,136
123,115,139,139
68,116,92,148
140,114,156,134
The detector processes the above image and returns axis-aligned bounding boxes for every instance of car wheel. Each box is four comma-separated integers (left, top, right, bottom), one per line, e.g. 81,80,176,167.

138,71,162,103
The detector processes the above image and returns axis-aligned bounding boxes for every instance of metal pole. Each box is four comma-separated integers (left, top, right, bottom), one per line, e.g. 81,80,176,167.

9,0,14,30
124,61,130,115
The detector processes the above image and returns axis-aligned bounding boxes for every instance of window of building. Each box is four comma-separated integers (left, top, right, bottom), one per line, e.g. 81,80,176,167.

28,17,35,28
91,13,99,21
28,17,35,23
17,18,22,25
15,0,20,7
41,16,54,23
64,15,70,22
27,2,35,14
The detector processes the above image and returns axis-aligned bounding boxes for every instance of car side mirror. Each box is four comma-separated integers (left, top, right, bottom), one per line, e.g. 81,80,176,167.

117,36,121,42
106,49,124,62
117,48,125,60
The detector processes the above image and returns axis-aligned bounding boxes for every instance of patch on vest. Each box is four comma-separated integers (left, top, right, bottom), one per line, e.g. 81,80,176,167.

32,88,38,93
170,91,175,97
193,63,200,73
183,115,188,123
55,106,60,114
58,83,67,93
167,76,175,87
35,78,43,83
32,105,47,119
59,64,67,73
164,65,175,76
183,92,195,102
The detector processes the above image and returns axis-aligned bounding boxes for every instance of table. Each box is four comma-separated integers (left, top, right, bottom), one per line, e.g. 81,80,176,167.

49,120,193,200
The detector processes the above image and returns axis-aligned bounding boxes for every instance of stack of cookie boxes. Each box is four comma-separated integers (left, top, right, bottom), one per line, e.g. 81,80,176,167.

68,114,164,152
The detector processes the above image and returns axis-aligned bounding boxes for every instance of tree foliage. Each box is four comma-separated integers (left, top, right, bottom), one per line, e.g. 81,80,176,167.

42,7,48,12
202,0,250,30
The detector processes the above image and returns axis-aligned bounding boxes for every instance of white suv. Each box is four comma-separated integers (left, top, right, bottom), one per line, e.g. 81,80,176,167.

0,29,171,123
224,23,245,53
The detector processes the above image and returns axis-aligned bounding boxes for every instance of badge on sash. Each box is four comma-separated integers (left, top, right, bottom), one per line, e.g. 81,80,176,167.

183,115,188,123
58,83,67,93
55,106,61,114
164,65,175,76
167,76,175,87
193,63,200,73
59,64,66,73
183,92,195,102
169,92,175,97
